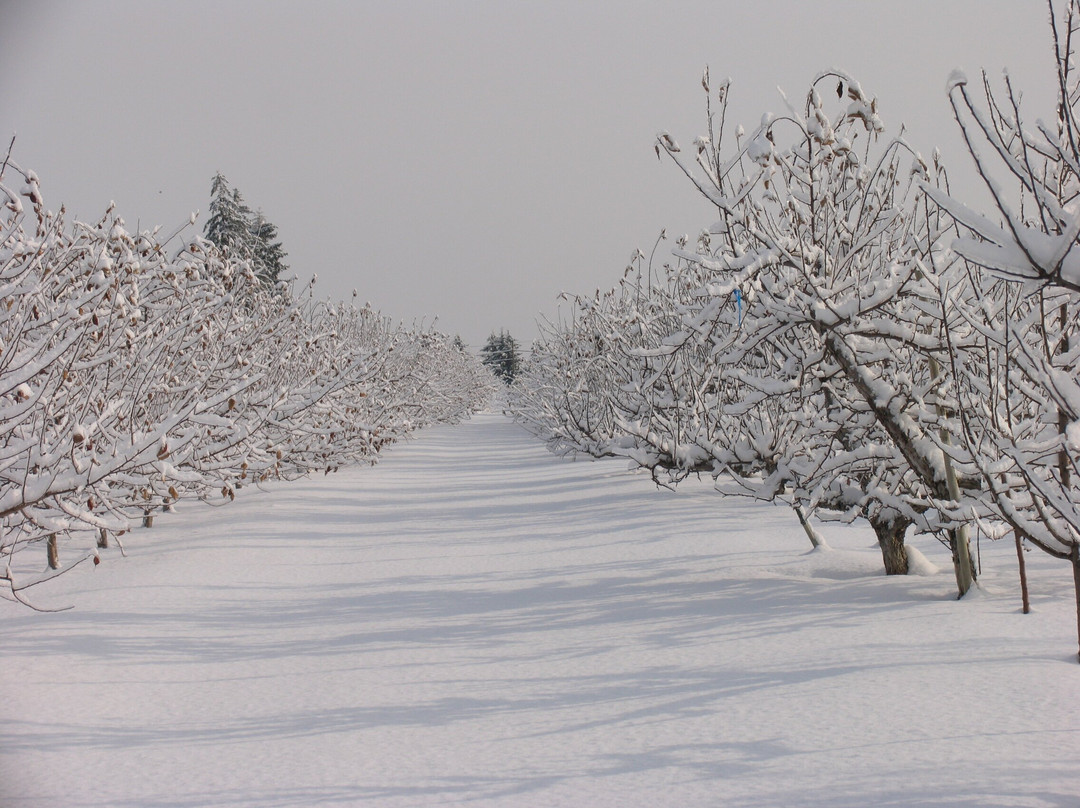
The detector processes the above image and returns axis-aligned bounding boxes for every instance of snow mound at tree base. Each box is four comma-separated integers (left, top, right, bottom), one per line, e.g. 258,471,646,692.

905,544,940,576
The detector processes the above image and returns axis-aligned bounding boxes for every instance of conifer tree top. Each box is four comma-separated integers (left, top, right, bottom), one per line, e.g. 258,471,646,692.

204,173,288,287
480,330,522,385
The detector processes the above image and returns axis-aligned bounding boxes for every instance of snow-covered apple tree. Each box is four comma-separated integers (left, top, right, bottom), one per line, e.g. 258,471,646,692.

921,0,1080,657
0,158,494,607
513,71,987,586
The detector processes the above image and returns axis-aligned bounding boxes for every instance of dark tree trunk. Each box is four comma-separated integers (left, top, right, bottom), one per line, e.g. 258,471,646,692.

97,528,108,549
1072,547,1080,664
870,514,910,575
1015,532,1031,614
47,534,59,570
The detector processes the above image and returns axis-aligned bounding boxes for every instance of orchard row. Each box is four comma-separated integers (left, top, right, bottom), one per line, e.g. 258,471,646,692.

0,164,496,606
511,4,1080,655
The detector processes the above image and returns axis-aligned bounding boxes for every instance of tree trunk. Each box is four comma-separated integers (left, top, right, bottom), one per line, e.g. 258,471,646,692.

143,509,154,528
950,524,976,598
930,354,977,598
1058,302,1071,491
97,528,108,549
1015,532,1031,614
1072,546,1080,664
47,534,59,570
793,504,824,549
870,515,909,575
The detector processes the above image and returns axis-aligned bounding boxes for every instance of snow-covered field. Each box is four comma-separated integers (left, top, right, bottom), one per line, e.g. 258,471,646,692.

2,412,1078,807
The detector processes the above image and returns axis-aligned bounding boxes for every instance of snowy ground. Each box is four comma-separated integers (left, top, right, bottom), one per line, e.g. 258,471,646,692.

3,412,1079,807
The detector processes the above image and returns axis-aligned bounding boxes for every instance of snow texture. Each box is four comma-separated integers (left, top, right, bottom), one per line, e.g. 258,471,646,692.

2,413,1078,807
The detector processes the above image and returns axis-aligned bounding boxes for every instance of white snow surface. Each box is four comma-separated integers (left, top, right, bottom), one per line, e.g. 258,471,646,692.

3,412,1079,807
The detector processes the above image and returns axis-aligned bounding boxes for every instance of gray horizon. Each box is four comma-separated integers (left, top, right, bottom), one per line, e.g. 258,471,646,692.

0,0,1054,350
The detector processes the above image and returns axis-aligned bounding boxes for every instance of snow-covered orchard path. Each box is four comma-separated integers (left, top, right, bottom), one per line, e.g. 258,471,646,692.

3,412,1079,807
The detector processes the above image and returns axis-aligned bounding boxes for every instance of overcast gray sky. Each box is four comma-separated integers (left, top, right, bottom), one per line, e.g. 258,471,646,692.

0,1,1056,349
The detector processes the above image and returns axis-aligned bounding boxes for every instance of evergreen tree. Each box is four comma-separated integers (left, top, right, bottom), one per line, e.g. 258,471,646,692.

204,173,288,287
204,173,252,259
481,330,521,385
250,210,288,286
